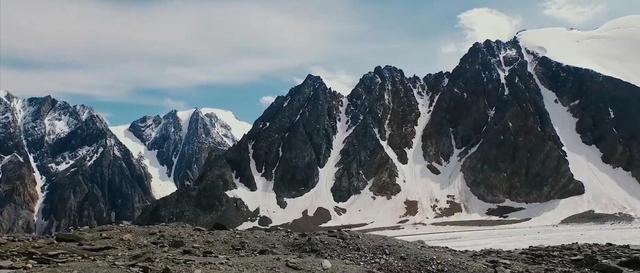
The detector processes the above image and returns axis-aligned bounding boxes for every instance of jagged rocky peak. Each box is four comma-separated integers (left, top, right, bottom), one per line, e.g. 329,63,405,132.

330,66,427,203
0,91,153,234
124,107,250,190
419,39,584,203
227,74,344,205
346,65,421,163
0,90,38,233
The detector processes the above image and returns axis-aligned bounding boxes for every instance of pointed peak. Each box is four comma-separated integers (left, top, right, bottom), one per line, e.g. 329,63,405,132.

371,65,401,75
301,74,323,85
0,89,12,98
0,89,17,103
286,74,329,97
380,65,404,75
364,65,405,83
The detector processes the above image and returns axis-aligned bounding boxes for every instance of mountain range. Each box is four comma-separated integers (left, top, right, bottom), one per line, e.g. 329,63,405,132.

1,15,640,234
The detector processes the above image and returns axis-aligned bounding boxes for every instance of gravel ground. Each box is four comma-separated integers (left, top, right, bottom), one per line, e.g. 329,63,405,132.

0,223,638,272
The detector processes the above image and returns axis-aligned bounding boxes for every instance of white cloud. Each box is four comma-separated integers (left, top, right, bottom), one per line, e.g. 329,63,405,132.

457,8,523,46
442,8,522,54
162,98,189,111
542,0,606,25
0,0,354,98
294,67,357,95
440,44,460,53
259,96,276,107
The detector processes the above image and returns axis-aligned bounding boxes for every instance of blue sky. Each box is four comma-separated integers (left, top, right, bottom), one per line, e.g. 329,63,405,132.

1,0,639,125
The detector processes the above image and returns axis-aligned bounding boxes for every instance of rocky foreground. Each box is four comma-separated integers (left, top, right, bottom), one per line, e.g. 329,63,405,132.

0,224,639,273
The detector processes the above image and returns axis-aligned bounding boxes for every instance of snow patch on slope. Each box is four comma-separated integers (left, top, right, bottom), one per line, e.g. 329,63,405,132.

505,51,640,225
228,98,353,229
0,90,10,104
517,15,640,87
200,108,251,140
111,125,177,199
112,108,250,199
14,100,49,234
375,224,640,251
176,109,197,139
177,108,251,140
226,87,507,230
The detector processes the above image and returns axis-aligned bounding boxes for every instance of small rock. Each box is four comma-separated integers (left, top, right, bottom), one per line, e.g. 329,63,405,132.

162,266,172,273
569,255,584,262
129,252,154,263
286,259,303,270
194,270,202,273
121,234,133,241
211,222,229,231
593,263,624,273
193,227,207,232
0,260,13,269
81,245,117,252
0,239,7,245
321,259,332,270
169,240,186,248
46,250,68,256
617,257,640,270
54,233,85,243
182,249,196,255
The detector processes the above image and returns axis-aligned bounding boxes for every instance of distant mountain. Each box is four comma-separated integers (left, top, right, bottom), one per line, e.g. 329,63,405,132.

3,16,640,234
137,16,640,230
111,108,250,199
0,91,153,234
0,90,251,234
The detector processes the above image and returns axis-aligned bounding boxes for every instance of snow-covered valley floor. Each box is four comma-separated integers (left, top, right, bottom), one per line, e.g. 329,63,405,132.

371,223,640,250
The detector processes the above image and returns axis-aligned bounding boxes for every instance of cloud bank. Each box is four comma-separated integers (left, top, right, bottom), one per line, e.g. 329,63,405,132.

542,0,606,25
442,8,522,54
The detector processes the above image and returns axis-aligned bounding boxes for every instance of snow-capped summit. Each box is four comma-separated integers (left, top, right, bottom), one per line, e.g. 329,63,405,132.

517,15,640,87
176,108,251,141
111,108,250,198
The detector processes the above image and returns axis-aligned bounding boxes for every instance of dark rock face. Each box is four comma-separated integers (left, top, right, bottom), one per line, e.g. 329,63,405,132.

0,92,38,233
136,151,257,228
173,110,234,188
332,121,400,202
422,40,584,203
0,91,153,234
534,56,640,184
559,210,635,225
332,66,423,202
129,113,181,177
0,154,38,234
346,66,420,164
128,109,238,189
226,75,343,202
